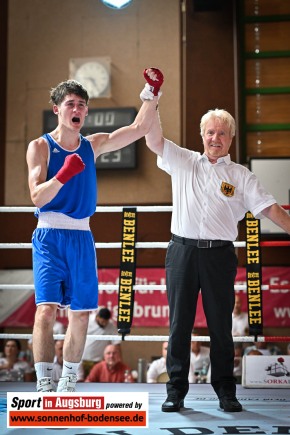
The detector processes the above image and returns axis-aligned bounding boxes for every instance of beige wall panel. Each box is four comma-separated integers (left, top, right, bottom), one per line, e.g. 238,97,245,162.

246,94,290,124
245,22,290,52
246,58,290,88
5,0,180,205
244,0,290,16
6,1,30,143
247,131,290,157
4,140,28,204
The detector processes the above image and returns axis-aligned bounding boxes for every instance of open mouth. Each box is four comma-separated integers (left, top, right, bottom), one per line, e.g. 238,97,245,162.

72,117,80,123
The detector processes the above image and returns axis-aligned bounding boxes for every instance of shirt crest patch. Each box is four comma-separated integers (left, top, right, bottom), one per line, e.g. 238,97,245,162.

221,181,235,197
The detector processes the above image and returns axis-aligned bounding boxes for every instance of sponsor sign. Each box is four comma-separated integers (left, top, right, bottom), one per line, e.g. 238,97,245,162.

7,392,148,428
242,355,290,388
117,208,137,338
245,212,263,336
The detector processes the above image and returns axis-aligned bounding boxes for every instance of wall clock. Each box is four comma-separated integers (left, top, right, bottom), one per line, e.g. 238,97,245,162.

69,57,111,98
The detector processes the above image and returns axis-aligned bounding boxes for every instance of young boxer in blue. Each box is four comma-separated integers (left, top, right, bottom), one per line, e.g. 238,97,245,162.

26,70,163,392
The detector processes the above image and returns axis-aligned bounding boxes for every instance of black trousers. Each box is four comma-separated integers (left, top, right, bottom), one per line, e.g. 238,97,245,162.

165,239,237,399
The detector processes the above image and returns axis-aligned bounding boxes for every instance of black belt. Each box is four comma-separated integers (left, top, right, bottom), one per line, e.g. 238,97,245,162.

172,234,232,248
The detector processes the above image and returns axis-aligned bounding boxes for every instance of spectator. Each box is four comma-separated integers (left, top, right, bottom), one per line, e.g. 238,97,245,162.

85,344,133,383
247,349,263,356
147,342,197,383
20,338,34,368
82,307,120,376
147,342,168,383
244,342,271,356
232,294,249,337
287,343,290,355
24,320,65,368
53,321,66,336
52,340,84,384
0,339,34,382
189,333,210,383
233,342,243,383
207,342,244,384
267,343,282,355
190,333,210,372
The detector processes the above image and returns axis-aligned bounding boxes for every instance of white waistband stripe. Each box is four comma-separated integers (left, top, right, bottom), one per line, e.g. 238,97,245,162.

37,212,90,230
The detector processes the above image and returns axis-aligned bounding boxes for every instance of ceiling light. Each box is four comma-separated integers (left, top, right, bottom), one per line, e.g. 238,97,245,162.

101,0,132,9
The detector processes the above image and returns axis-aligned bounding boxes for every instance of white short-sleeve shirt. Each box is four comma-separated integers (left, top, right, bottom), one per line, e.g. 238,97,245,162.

82,313,119,362
232,312,249,336
157,139,276,240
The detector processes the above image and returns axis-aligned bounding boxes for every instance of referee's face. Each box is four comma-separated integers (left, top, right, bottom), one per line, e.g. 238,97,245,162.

203,118,232,164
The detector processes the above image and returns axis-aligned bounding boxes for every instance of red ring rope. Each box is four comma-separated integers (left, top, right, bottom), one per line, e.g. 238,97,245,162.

265,284,290,290
260,336,290,343
260,241,290,247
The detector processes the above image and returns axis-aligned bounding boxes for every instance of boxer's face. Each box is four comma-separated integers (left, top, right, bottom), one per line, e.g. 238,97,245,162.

53,94,88,132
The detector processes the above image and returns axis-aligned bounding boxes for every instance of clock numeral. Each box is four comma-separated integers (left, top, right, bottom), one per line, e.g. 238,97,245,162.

92,111,115,127
100,150,121,163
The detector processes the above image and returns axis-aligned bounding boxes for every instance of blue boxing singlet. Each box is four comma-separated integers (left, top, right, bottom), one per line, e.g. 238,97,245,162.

36,133,97,219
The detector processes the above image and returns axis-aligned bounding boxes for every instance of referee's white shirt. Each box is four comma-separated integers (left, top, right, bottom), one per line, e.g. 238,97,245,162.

158,139,276,241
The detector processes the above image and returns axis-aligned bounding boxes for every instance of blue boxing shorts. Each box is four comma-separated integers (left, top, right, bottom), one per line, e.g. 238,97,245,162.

32,227,98,311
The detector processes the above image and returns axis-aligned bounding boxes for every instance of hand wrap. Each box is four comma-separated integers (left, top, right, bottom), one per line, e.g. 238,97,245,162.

140,83,155,101
55,153,85,184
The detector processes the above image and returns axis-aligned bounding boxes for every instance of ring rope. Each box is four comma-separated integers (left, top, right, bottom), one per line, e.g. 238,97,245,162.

260,241,290,247
0,241,247,249
0,284,289,291
1,241,290,250
0,333,289,343
0,206,173,213
2,240,290,249
0,205,289,213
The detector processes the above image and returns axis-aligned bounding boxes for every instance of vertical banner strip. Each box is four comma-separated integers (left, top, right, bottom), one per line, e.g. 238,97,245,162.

117,207,137,339
245,211,263,338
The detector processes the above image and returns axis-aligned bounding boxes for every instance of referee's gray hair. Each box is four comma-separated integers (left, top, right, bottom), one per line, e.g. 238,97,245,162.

200,109,236,138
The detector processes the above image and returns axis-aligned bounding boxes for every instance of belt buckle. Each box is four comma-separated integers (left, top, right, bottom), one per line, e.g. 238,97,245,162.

197,240,211,248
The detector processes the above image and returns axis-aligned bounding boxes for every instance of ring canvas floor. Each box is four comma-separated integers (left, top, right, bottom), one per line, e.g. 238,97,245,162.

0,382,289,435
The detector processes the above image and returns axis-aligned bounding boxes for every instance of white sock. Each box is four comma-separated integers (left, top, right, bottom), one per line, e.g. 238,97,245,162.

62,360,79,378
34,362,53,380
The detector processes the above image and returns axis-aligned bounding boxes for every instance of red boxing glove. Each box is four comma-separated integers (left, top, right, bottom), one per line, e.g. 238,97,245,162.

55,153,85,185
143,67,164,96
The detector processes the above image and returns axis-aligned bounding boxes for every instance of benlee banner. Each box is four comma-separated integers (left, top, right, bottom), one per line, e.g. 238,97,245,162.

1,267,290,328
97,267,290,328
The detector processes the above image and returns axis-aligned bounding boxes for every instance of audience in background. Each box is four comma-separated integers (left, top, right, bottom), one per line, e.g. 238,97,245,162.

246,349,263,356
190,332,210,383
146,341,184,383
0,339,34,381
52,340,85,384
85,344,133,383
23,321,66,369
53,320,66,336
244,341,276,356
147,342,169,383
233,342,243,383
82,307,119,376
232,294,249,337
147,338,208,384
